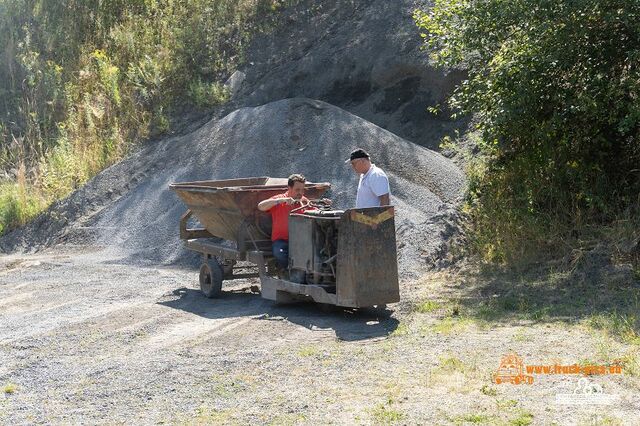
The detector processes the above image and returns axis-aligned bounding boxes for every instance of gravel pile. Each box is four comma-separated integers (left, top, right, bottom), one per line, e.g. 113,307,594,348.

1,98,465,278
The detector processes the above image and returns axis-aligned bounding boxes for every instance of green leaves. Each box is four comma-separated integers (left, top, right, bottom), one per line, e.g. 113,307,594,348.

416,0,640,261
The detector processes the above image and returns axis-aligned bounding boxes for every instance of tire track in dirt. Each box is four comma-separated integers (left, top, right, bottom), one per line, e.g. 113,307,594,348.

0,250,403,424
0,300,149,345
143,316,253,350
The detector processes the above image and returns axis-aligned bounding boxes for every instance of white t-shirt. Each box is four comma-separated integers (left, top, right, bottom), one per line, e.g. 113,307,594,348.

356,164,390,208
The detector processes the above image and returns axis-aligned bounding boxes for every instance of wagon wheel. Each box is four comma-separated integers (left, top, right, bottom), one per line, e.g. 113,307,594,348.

371,304,389,316
199,258,223,298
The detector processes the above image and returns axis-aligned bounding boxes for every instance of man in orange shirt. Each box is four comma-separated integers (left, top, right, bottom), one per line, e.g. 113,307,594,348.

257,174,312,270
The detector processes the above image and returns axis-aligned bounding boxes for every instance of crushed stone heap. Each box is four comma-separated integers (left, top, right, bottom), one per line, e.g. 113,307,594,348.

1,98,465,278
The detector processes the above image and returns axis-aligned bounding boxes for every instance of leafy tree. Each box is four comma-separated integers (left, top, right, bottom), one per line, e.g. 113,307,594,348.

416,0,640,261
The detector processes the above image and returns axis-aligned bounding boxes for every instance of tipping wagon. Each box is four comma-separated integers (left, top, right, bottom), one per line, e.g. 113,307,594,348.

169,177,399,308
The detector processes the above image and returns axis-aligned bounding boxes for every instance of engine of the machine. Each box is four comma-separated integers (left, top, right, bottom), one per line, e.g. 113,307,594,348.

287,209,344,287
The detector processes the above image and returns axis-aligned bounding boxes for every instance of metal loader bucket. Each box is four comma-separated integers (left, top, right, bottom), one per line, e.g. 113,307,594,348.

169,177,330,248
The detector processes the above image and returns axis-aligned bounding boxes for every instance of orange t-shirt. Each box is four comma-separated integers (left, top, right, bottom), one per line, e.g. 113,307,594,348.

266,192,311,241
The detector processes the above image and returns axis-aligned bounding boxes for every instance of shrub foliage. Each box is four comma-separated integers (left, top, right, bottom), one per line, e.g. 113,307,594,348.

416,0,640,262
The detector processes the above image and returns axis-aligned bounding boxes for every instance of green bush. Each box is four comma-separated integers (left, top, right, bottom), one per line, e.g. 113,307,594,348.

416,0,640,263
188,80,230,109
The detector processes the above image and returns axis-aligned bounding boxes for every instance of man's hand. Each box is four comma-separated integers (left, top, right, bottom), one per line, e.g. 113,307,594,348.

280,197,298,205
320,198,333,206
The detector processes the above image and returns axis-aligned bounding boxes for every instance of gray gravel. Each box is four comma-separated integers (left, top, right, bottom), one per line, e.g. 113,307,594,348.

1,252,638,425
0,0,469,278
1,2,638,424
238,0,469,151
1,98,465,278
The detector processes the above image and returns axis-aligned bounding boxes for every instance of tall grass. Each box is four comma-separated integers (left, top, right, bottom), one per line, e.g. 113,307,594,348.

457,145,640,266
0,164,47,235
0,0,297,235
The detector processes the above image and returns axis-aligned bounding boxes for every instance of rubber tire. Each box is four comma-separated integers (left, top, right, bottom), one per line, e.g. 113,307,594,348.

373,304,388,314
199,258,223,298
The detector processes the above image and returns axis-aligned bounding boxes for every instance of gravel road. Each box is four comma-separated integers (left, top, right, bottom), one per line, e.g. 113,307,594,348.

2,249,639,425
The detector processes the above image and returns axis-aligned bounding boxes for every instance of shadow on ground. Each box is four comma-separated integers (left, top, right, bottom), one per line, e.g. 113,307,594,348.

439,259,640,341
158,287,399,342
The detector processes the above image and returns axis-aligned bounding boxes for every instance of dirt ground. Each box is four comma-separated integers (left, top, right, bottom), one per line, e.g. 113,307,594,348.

1,248,638,425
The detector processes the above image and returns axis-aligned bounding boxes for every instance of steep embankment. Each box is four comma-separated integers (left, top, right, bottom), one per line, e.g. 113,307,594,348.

235,0,467,150
0,0,468,277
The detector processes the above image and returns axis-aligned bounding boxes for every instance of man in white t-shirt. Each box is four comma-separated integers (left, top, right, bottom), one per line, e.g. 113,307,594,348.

346,148,390,208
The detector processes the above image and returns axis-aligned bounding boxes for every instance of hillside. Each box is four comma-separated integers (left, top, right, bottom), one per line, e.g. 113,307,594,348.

0,0,468,274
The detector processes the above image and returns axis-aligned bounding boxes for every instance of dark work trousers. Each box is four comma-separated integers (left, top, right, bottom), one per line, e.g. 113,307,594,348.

272,239,289,269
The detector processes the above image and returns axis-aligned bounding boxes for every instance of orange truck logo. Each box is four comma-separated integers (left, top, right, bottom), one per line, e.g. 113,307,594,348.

494,353,534,385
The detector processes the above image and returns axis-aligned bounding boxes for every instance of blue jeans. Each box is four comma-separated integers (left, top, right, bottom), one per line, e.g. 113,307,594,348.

272,239,289,269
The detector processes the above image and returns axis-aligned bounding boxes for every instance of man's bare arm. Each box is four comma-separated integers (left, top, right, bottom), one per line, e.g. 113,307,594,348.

257,197,294,211
258,198,281,212
379,193,390,206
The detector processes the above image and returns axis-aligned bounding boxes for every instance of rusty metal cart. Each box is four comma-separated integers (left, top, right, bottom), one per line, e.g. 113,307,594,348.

169,176,399,307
